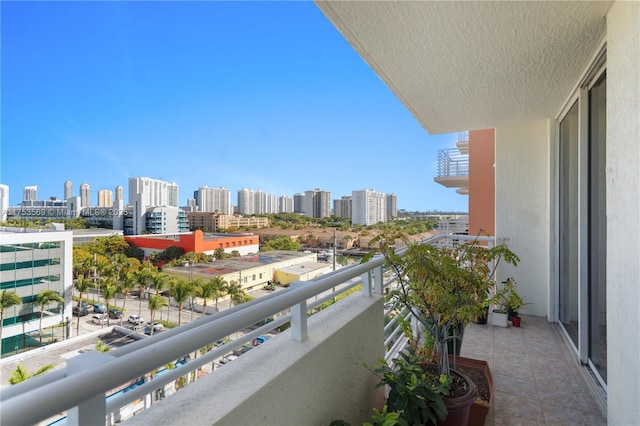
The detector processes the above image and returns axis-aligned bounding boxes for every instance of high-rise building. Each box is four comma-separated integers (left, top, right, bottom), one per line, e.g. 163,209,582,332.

128,177,180,235
333,196,352,219
352,189,386,226
23,185,37,202
0,184,9,222
196,186,231,214
64,181,72,200
237,189,255,215
304,189,331,218
293,193,305,214
80,183,91,207
279,196,293,213
385,193,397,219
115,185,124,201
98,189,113,207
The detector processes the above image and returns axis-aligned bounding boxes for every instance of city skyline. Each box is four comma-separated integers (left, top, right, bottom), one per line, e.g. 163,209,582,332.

1,1,467,213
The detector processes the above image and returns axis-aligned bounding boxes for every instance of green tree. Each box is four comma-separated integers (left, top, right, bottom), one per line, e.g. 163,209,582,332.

96,340,111,352
195,279,217,318
35,290,63,345
135,269,153,319
9,364,55,385
225,281,246,308
214,247,226,260
260,236,301,252
74,274,95,336
118,272,137,325
209,276,227,312
148,294,168,336
169,279,193,326
125,243,145,262
1,290,22,341
101,280,118,327
110,253,131,283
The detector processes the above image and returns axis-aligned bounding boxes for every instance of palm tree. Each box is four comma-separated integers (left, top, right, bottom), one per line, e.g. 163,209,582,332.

135,268,153,319
1,290,22,341
196,279,217,318
101,279,118,327
35,290,63,345
74,274,95,336
150,272,167,295
210,276,227,313
169,279,193,326
225,280,246,308
118,272,136,325
9,363,55,385
110,253,130,283
148,294,168,336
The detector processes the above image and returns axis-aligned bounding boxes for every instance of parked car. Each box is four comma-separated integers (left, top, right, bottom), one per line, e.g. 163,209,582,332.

81,301,93,312
252,335,271,346
92,314,108,325
144,323,164,335
232,345,253,356
128,314,144,325
72,306,89,316
109,309,122,319
93,303,107,313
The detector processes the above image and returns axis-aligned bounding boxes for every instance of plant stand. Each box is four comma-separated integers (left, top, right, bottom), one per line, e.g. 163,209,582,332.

492,311,508,327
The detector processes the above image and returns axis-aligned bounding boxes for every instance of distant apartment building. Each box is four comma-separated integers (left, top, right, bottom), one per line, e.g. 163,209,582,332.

279,196,293,213
304,189,331,218
79,183,91,208
115,185,124,201
352,189,386,226
23,185,37,203
237,189,278,215
98,189,113,207
293,193,305,214
0,226,73,357
385,193,397,219
128,177,179,235
188,212,269,231
237,189,254,215
143,206,189,235
0,184,8,222
195,186,232,214
64,181,72,200
333,196,352,219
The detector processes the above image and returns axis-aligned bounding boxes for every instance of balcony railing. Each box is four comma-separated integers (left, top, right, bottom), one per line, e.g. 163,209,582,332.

1,233,492,426
435,148,469,178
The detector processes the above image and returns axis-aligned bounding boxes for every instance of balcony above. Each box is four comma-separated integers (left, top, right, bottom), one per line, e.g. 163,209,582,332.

434,147,469,190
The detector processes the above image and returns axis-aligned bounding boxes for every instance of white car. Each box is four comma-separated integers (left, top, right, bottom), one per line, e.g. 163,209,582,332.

128,314,144,325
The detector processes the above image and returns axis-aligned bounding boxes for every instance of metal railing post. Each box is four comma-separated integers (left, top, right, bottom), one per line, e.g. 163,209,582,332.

66,350,114,426
361,270,372,296
373,264,384,295
290,281,307,342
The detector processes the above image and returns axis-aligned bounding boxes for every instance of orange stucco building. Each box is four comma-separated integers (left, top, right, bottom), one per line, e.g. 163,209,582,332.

125,230,260,257
468,129,495,237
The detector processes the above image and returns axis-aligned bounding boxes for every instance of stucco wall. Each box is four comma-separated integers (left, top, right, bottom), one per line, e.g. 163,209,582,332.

126,293,385,425
469,129,496,237
495,121,551,318
606,1,640,423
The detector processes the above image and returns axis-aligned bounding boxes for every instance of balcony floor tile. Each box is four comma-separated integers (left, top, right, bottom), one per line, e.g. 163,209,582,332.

460,314,606,426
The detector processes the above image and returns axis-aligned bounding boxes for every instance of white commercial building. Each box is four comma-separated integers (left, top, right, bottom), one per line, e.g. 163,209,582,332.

0,226,73,357
0,184,9,222
304,189,331,218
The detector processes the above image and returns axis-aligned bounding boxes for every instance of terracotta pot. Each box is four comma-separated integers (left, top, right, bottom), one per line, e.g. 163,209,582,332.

438,370,477,426
449,356,494,426
512,316,521,327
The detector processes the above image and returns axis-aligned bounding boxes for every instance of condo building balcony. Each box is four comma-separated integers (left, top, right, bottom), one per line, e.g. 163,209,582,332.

434,139,469,195
0,234,606,426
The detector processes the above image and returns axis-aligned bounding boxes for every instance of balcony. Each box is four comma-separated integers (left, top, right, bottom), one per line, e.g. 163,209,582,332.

0,234,605,425
434,147,469,191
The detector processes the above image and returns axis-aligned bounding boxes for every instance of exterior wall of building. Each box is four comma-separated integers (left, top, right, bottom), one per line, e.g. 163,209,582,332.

606,2,640,422
97,189,113,207
0,184,8,222
304,190,331,218
145,206,189,234
64,181,72,201
196,187,231,214
352,189,386,226
278,196,293,213
125,230,259,257
495,120,551,318
468,129,495,237
80,183,91,208
23,186,37,202
293,193,305,214
0,228,73,356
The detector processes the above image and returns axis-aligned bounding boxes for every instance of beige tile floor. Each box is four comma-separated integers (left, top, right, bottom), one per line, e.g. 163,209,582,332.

460,314,607,426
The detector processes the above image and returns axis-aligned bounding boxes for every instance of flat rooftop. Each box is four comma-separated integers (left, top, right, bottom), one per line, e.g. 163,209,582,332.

166,251,317,277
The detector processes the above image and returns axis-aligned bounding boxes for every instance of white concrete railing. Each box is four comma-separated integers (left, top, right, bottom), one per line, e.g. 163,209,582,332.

0,233,492,426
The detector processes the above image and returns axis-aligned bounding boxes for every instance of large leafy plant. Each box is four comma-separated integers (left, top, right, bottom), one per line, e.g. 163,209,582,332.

370,233,519,377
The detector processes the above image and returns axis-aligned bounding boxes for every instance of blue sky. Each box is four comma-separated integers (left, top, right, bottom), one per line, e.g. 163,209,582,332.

1,1,467,213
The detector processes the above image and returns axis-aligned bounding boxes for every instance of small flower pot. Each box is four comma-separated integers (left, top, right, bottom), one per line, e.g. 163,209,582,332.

511,316,521,327
492,310,508,327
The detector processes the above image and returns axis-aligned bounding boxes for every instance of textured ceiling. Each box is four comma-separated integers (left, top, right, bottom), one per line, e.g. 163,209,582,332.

316,1,612,134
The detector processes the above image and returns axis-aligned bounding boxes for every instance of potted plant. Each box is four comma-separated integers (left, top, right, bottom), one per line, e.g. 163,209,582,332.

490,285,509,327
369,233,519,425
